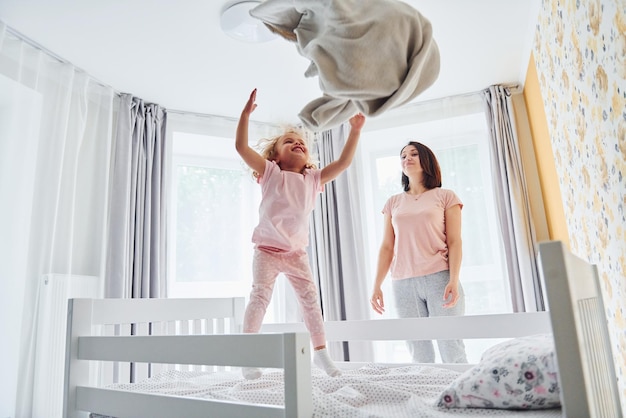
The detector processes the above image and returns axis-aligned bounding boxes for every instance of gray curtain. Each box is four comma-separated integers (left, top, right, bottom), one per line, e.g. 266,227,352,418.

308,124,372,361
105,94,168,299
482,85,544,312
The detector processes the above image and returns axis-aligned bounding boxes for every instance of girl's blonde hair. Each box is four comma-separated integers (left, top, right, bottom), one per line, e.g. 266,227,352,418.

252,125,318,179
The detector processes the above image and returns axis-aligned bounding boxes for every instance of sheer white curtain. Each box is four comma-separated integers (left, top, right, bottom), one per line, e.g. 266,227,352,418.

0,22,115,417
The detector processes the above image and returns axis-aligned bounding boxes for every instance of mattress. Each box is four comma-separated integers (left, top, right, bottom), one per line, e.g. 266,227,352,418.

90,364,562,418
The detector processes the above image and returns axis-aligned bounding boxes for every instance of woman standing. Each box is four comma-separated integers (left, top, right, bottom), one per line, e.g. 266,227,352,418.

370,141,467,363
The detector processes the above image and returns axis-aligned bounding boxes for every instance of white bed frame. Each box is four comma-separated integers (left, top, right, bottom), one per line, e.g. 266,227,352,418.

63,241,622,418
538,241,622,418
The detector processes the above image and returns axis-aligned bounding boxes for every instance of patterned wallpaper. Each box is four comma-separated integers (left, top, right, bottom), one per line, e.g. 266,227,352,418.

533,0,626,406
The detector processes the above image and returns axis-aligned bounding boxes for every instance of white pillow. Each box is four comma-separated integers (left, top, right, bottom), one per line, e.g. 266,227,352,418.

436,334,561,410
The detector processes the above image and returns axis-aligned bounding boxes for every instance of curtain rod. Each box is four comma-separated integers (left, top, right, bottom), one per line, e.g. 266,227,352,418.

441,83,521,100
166,108,285,131
167,108,239,122
6,25,66,65
5,23,121,95
169,83,522,123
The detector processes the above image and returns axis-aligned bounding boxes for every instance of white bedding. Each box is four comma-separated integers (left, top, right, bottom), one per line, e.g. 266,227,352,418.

91,364,562,418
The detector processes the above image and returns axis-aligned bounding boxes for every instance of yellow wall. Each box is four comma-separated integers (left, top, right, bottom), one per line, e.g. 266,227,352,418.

522,55,569,244
510,92,550,243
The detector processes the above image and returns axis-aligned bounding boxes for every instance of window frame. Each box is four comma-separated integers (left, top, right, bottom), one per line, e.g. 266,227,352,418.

167,151,259,298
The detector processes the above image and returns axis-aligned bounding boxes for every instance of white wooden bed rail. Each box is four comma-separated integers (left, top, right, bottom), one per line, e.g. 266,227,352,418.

63,297,313,418
261,312,552,341
262,311,552,372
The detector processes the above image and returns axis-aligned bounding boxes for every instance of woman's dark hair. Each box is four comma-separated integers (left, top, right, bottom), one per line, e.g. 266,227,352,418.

400,141,442,191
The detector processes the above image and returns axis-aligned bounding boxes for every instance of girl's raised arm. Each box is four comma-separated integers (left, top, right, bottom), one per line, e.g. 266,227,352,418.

235,89,267,177
320,113,365,185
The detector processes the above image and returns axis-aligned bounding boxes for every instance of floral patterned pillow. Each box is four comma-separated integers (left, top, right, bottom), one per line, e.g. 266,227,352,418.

436,334,561,410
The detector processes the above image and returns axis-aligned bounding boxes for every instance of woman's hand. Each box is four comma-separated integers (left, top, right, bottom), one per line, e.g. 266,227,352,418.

442,282,460,308
370,287,385,314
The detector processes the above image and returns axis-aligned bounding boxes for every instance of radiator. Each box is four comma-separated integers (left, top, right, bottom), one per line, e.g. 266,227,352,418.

32,274,101,418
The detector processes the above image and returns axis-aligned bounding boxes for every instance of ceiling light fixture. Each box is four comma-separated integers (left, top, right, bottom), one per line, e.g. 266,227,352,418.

220,1,277,43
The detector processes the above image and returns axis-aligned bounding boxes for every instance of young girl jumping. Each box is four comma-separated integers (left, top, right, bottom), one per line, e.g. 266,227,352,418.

235,88,365,379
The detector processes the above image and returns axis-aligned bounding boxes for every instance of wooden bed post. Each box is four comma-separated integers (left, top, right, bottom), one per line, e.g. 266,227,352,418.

282,332,313,417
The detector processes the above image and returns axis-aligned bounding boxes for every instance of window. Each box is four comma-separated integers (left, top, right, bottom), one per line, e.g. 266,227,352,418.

168,132,259,300
166,117,292,323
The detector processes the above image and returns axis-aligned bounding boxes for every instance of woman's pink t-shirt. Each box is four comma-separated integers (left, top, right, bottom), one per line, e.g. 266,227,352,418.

382,188,462,280
252,160,323,252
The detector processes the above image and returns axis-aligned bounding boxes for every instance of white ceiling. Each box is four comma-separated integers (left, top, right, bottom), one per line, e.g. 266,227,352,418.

0,0,540,125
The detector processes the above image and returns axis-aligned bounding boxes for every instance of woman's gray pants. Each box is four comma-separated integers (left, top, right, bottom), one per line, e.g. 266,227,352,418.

392,270,468,363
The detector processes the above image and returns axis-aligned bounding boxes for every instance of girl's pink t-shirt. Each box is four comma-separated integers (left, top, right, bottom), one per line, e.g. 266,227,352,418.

252,160,323,252
382,188,462,280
